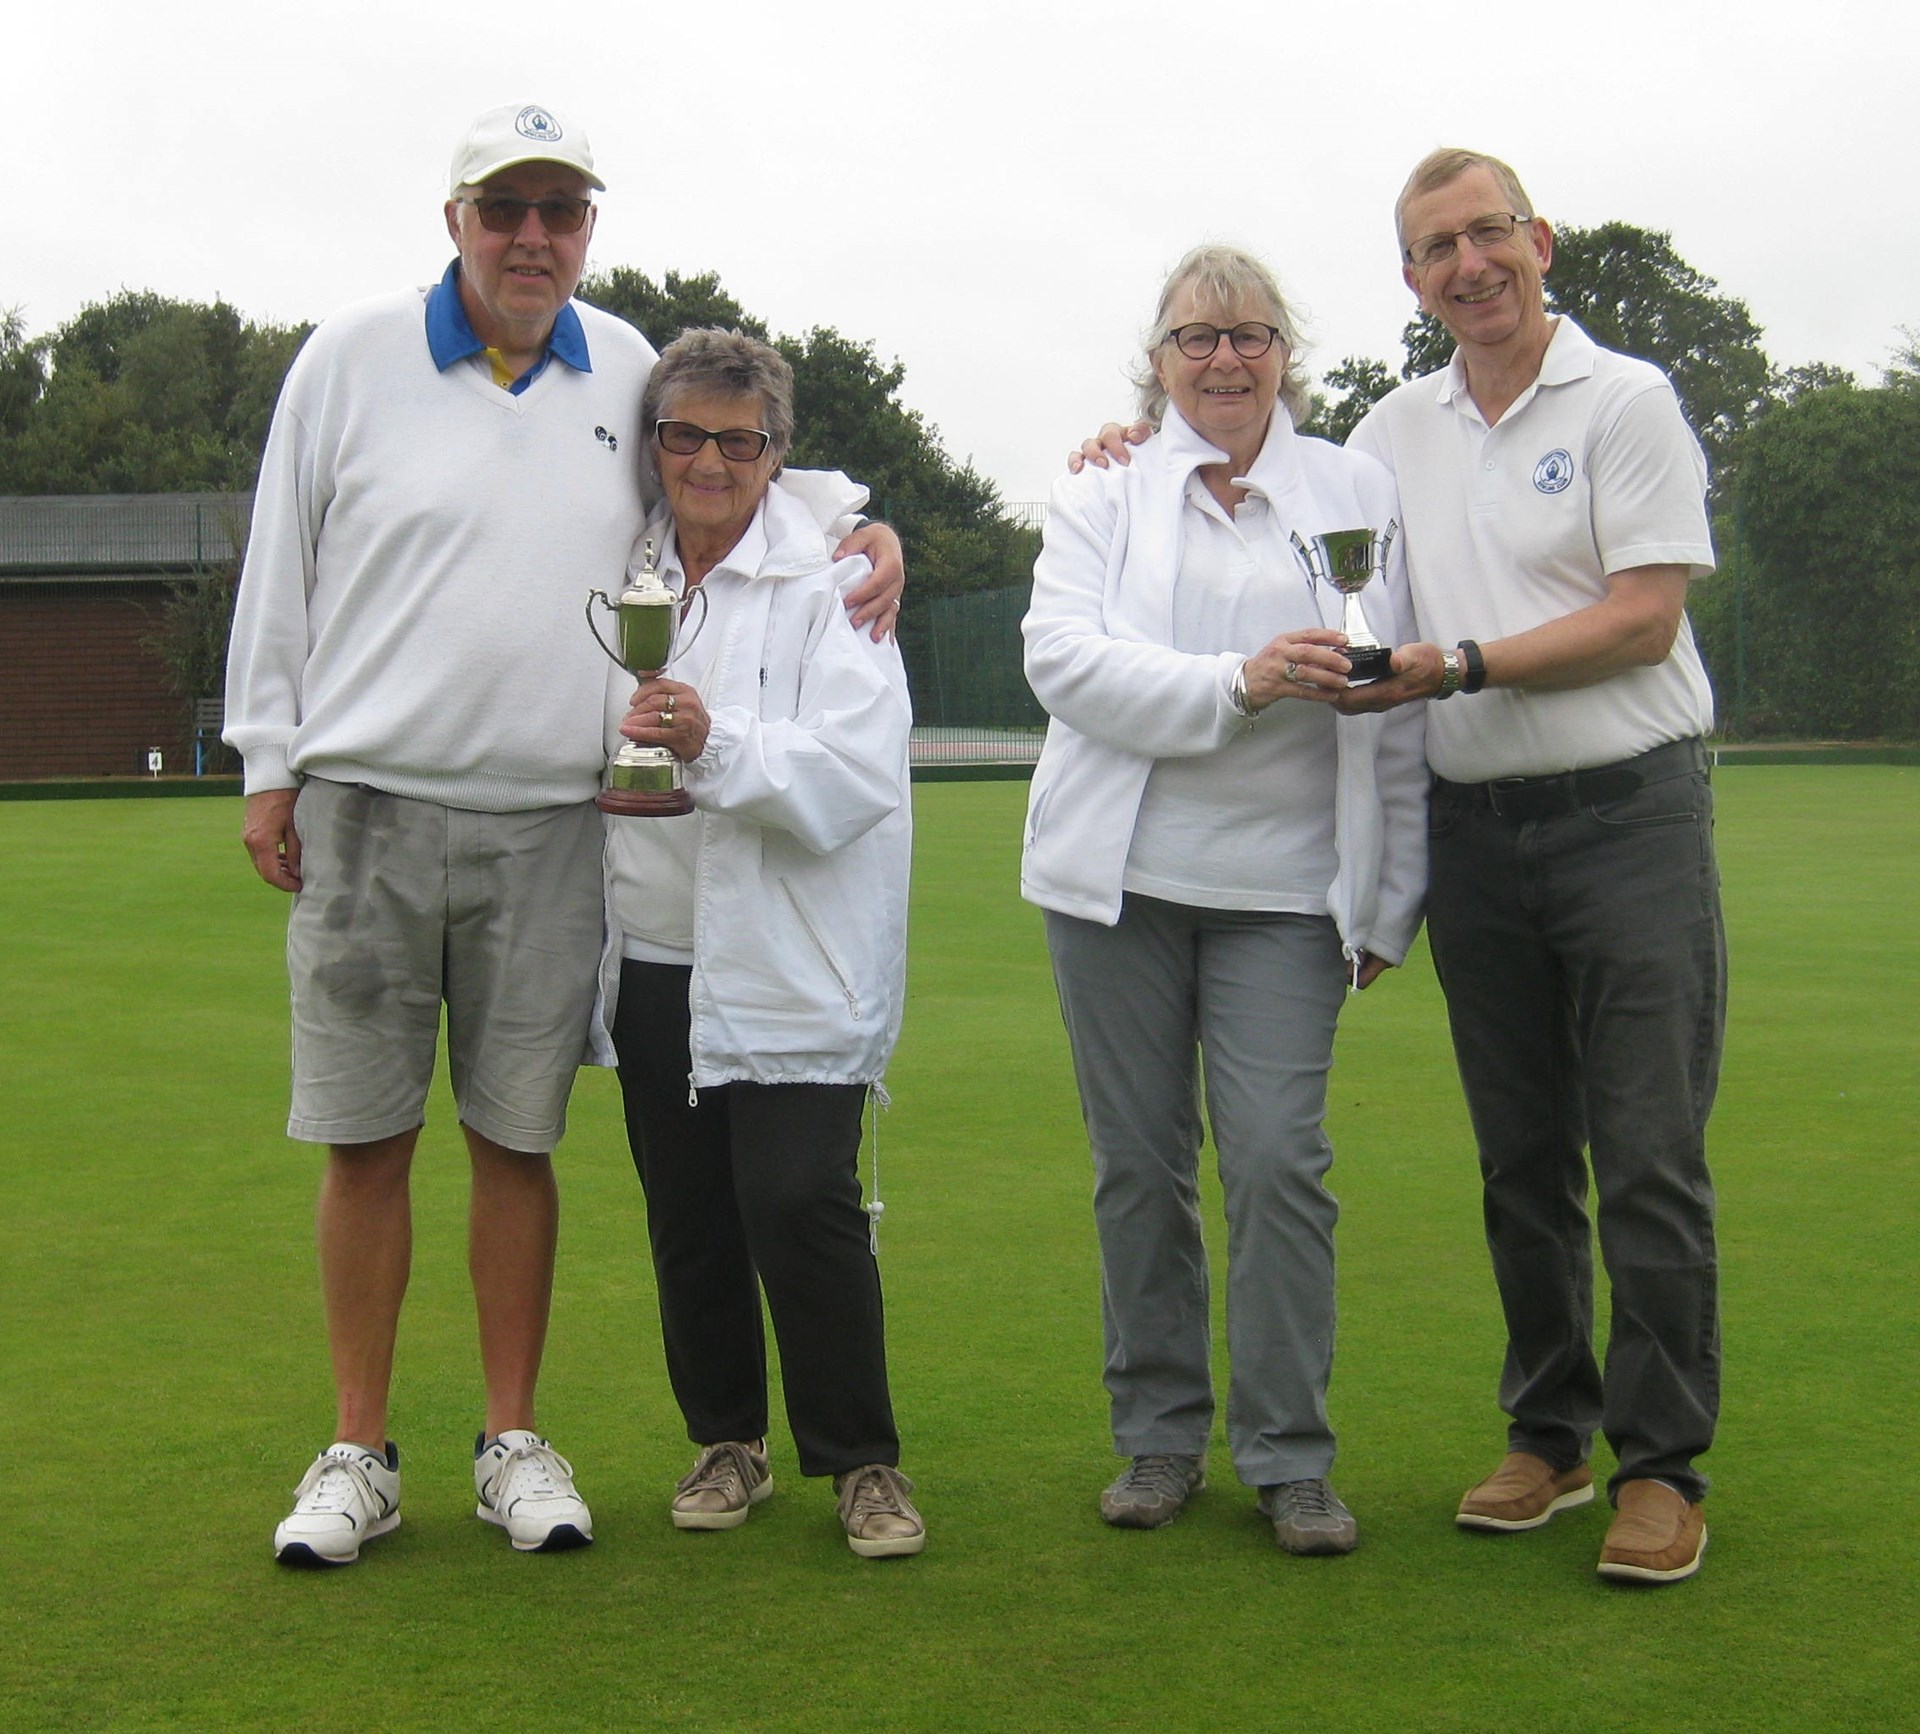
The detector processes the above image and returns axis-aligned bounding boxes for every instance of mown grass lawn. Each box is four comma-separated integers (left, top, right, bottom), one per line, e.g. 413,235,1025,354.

1,768,1913,1730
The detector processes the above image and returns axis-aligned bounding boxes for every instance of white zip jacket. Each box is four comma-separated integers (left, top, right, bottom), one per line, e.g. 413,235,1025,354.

601,477,911,1088
1020,407,1427,968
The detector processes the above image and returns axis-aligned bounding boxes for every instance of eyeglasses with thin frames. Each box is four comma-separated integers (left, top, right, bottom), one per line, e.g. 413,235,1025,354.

1166,322,1283,361
654,420,772,462
1403,213,1531,268
455,194,593,236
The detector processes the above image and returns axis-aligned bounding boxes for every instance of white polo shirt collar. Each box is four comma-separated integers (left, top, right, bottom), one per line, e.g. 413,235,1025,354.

1436,315,1599,425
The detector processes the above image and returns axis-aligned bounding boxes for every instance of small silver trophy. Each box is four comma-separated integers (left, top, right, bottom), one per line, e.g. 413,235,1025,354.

585,538,709,816
1289,522,1399,685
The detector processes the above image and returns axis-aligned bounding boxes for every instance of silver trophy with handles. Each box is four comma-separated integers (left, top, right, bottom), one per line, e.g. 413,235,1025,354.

585,538,709,816
1289,522,1398,685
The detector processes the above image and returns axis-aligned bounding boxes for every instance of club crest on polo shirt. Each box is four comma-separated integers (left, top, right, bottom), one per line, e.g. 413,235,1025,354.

517,106,562,143
1533,449,1575,494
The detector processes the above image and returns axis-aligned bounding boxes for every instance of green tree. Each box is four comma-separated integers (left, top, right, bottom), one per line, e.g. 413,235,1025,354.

1886,326,1920,388
1776,361,1857,403
0,292,309,493
1732,380,1920,739
577,267,769,348
578,266,1028,599
0,308,47,438
1544,222,1773,486
1398,310,1453,380
1303,356,1395,444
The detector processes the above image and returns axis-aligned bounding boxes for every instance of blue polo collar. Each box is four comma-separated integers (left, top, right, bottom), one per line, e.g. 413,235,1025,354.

424,259,591,393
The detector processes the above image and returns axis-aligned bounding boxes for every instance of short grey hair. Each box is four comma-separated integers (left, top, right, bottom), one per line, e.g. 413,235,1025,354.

641,328,795,467
1131,245,1312,427
1394,148,1536,252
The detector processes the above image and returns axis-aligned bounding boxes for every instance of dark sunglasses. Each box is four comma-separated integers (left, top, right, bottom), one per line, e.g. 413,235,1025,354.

654,421,772,462
455,194,592,235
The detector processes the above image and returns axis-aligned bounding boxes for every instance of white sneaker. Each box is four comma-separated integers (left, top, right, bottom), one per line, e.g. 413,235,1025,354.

474,1430,593,1552
274,1442,401,1566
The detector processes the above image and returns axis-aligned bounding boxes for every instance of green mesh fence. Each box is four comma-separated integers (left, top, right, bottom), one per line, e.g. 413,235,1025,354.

900,583,1046,767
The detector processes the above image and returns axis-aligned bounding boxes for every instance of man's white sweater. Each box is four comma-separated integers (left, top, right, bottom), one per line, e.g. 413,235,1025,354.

225,286,656,811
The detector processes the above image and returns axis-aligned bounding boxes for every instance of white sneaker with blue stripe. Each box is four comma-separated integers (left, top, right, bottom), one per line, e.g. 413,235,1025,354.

274,1441,401,1566
474,1430,593,1552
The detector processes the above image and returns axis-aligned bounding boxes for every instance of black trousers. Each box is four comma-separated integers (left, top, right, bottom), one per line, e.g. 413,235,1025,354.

611,959,898,1478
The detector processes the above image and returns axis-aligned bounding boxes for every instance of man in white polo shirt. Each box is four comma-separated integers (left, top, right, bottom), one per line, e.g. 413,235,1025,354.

1343,148,1723,1586
227,100,904,1567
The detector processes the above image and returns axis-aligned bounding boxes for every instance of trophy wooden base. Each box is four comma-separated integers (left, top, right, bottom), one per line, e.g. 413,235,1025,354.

1344,644,1394,685
597,786,694,817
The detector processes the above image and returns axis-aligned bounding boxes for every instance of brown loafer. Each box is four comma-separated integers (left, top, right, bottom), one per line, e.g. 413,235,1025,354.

1597,1479,1707,1583
1456,1451,1596,1531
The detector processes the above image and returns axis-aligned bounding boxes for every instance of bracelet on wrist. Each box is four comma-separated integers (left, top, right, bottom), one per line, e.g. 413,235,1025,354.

1456,638,1487,694
1230,661,1259,718
1435,649,1462,698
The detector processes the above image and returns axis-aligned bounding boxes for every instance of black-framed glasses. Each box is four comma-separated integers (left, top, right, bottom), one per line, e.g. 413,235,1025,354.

1404,212,1530,268
1167,322,1282,361
455,194,593,235
654,420,772,462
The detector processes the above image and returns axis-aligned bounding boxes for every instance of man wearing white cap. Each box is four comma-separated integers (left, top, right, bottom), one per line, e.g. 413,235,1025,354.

227,101,905,1566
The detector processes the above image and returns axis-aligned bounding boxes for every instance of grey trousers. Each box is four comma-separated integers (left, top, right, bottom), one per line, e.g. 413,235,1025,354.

1428,747,1724,1502
1045,897,1347,1487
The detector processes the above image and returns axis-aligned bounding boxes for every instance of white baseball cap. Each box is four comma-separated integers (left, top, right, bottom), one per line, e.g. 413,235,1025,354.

448,102,604,194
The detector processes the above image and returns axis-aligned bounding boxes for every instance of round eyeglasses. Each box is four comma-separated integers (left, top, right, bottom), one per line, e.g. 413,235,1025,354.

1167,322,1282,361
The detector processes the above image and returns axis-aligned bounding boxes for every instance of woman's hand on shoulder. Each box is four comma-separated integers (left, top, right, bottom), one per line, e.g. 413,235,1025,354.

1240,628,1352,710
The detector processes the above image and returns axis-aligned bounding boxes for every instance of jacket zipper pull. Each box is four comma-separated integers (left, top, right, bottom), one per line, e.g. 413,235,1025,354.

866,1083,887,1255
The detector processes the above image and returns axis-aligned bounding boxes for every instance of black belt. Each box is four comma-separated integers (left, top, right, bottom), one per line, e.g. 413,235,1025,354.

1435,737,1708,822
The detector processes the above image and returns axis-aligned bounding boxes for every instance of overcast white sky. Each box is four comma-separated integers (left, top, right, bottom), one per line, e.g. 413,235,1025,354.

14,0,1916,503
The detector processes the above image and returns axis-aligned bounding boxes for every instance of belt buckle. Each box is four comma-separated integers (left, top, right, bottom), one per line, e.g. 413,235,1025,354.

1487,773,1579,821
1485,776,1537,820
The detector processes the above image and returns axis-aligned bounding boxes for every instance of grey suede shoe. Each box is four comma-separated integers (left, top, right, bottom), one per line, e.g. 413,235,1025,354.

1257,1478,1357,1555
1100,1454,1206,1529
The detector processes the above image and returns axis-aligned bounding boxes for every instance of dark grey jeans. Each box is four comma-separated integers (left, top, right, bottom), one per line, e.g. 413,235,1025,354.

1428,744,1725,1503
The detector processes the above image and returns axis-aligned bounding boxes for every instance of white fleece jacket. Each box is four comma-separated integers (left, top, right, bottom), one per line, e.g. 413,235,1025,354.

1020,406,1427,967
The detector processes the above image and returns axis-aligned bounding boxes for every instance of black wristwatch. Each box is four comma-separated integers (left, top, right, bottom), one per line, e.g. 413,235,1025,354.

1456,638,1487,694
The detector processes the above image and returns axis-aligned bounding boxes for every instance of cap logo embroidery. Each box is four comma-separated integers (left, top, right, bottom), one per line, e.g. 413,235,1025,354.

516,106,562,143
1533,449,1574,494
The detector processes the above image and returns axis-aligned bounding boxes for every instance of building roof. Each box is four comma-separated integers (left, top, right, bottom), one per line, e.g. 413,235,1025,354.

0,493,252,578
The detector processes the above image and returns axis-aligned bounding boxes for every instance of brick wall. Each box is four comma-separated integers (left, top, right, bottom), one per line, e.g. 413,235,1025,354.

0,582,200,779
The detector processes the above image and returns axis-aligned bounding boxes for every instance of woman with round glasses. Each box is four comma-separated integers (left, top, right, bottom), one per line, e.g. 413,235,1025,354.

1021,245,1427,1555
601,327,923,1557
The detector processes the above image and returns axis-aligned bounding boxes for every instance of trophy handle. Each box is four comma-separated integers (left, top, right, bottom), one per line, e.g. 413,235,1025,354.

585,590,626,668
1288,530,1321,586
664,584,711,672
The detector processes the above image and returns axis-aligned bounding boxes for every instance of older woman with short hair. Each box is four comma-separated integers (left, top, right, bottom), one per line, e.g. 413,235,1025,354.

604,327,921,1557
1022,246,1427,1555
